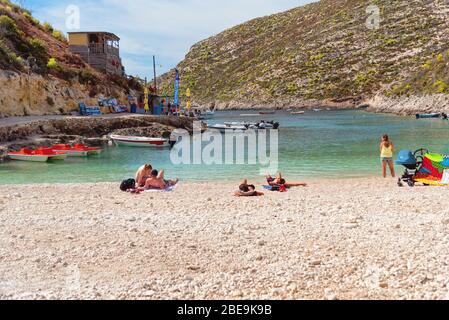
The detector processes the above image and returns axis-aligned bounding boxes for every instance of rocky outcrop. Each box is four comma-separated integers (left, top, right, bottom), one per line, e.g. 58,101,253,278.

0,71,131,116
368,94,449,115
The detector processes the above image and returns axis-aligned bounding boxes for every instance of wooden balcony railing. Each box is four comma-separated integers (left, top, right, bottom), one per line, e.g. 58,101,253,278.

88,43,120,56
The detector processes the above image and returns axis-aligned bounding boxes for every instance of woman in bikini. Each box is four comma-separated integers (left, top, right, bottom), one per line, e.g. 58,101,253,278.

380,134,396,178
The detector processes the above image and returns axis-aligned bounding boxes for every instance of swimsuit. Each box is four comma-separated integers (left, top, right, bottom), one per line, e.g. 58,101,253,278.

381,145,393,162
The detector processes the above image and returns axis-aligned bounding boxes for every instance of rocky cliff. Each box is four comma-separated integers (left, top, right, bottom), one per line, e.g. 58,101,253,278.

0,0,141,117
159,0,449,112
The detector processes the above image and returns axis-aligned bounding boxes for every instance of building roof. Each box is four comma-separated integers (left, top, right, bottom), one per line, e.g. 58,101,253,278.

67,31,120,41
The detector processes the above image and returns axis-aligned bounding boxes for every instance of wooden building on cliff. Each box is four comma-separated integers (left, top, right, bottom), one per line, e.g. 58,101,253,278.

68,31,124,76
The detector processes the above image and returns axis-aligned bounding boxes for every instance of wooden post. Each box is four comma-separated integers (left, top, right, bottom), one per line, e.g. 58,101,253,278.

153,55,157,94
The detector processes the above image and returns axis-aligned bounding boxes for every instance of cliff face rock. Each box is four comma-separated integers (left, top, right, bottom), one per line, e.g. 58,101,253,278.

0,71,129,116
368,94,449,115
159,0,449,110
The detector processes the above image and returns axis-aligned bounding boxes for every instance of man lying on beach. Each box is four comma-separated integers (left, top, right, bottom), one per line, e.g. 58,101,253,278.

266,172,307,188
143,170,179,190
235,179,264,197
135,164,153,188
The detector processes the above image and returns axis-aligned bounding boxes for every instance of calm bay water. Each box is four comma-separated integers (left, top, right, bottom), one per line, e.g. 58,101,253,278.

1,109,449,185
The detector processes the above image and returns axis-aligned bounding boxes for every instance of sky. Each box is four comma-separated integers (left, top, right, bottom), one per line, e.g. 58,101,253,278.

16,0,316,78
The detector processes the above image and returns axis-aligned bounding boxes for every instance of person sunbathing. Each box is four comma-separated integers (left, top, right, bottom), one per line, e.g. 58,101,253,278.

235,179,264,197
266,173,307,188
144,170,179,190
135,164,153,188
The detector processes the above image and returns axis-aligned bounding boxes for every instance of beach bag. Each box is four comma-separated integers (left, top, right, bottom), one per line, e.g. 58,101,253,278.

120,179,135,192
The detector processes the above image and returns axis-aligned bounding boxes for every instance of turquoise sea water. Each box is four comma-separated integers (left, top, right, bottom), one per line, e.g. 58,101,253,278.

1,109,449,185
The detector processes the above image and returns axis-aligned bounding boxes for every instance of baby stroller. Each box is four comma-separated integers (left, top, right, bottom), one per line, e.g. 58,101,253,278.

396,148,429,187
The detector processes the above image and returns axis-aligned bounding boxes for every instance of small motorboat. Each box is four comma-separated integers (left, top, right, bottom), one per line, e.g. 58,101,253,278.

51,144,89,157
208,124,247,133
416,113,441,119
8,148,66,162
110,134,169,147
291,111,305,115
313,109,323,112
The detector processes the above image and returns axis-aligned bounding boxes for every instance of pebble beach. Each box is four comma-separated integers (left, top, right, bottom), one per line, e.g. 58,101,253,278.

0,178,448,300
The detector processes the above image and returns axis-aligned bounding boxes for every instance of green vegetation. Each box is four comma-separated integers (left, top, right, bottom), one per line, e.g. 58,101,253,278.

433,80,448,93
47,57,58,69
52,30,67,43
157,0,449,103
42,22,54,33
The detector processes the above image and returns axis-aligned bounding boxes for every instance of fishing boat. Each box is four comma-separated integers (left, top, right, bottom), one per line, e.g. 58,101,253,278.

51,144,89,157
291,111,305,115
8,148,66,162
110,134,169,148
416,113,441,119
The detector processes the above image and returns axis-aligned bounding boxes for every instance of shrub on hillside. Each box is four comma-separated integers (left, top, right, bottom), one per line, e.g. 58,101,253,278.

52,30,67,43
42,22,54,33
0,39,23,70
28,38,49,72
22,11,40,26
47,57,59,70
0,14,19,35
433,80,448,93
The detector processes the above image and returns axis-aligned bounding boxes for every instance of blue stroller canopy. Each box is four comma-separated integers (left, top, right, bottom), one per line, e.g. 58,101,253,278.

396,150,417,165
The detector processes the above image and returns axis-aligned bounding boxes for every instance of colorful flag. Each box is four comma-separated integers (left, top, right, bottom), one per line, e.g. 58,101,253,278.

174,69,180,107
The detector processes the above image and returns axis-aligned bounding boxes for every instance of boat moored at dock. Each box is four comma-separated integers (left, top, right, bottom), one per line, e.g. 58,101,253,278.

7,148,67,162
110,134,169,148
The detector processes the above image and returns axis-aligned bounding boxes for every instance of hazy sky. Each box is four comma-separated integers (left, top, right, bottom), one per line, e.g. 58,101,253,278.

18,0,316,78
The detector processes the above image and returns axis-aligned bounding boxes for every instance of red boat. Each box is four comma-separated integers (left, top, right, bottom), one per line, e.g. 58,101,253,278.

73,144,103,155
51,144,102,157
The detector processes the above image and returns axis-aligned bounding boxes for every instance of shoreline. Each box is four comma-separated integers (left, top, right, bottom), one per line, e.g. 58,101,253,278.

1,178,448,300
0,173,384,186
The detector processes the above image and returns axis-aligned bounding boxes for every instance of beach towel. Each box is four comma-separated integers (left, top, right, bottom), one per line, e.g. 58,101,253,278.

144,185,178,193
263,185,287,192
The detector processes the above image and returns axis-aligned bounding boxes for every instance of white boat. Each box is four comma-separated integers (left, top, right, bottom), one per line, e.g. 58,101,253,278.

110,134,169,148
313,109,323,112
291,111,305,115
224,120,279,129
208,124,248,132
8,153,49,162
